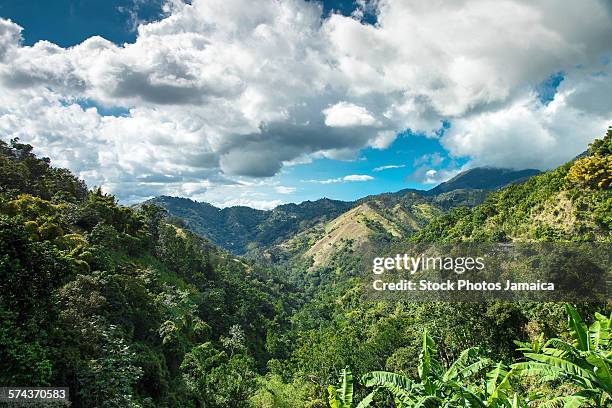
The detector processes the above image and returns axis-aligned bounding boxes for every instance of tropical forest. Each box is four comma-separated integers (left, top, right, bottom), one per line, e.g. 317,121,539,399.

0,127,610,407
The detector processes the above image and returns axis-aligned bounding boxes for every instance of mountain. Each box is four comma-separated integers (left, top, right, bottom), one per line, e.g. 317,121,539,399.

1,131,609,408
269,196,445,268
143,195,353,254
427,168,541,195
146,167,540,256
415,130,611,243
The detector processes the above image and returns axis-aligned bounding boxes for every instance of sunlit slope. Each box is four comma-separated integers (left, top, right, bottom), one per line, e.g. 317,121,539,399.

273,198,444,267
146,167,541,265
414,129,611,243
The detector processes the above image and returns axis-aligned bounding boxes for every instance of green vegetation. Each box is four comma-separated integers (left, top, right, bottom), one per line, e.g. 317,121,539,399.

148,167,536,257
328,305,611,407
0,129,609,407
145,196,353,255
567,128,612,190
0,138,297,406
427,168,541,195
414,129,612,243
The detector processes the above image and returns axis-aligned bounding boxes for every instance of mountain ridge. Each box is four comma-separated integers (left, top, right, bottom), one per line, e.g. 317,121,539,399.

147,167,541,214
145,166,542,254
415,131,611,243
426,167,541,195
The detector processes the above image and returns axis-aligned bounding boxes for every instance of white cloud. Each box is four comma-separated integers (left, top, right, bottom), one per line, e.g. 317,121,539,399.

0,18,21,61
369,130,397,149
323,101,379,127
343,174,374,181
373,164,406,171
423,168,462,185
213,198,285,210
0,0,610,204
406,152,464,185
441,74,611,170
275,185,296,194
407,166,463,186
306,174,374,184
413,153,444,167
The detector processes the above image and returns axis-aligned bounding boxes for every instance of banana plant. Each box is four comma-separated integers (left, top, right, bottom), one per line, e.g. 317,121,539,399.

328,367,375,408
484,362,525,408
360,371,422,407
511,304,612,407
355,330,521,407
328,367,354,408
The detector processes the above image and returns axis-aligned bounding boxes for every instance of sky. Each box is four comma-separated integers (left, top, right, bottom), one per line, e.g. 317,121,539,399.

0,0,610,209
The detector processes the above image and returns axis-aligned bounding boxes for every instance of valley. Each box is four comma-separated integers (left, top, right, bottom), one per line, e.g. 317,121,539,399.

0,130,609,407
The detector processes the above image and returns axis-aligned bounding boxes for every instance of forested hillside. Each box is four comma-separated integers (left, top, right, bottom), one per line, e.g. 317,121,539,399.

414,128,611,243
316,130,611,407
144,196,354,255
0,129,610,407
0,138,301,406
147,167,536,257
426,168,541,195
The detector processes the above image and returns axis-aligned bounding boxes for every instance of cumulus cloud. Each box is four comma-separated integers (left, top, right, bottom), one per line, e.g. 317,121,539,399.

407,167,463,186
406,152,464,185
441,74,612,170
0,18,21,61
0,0,610,203
323,102,379,127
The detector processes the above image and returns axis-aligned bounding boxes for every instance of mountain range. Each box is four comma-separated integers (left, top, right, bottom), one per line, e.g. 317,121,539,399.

1,129,609,407
145,167,541,257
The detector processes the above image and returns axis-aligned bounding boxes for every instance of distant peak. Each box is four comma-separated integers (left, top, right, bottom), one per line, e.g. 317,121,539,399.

428,167,541,195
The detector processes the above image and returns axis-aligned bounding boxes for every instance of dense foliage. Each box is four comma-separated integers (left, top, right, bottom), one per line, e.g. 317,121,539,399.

145,196,354,254
147,168,536,256
328,305,612,407
0,129,609,407
0,138,298,407
413,128,612,243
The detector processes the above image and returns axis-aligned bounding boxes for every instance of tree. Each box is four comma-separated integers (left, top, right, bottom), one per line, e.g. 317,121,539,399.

567,128,612,190
76,321,143,408
139,203,167,242
567,155,611,190
181,342,257,407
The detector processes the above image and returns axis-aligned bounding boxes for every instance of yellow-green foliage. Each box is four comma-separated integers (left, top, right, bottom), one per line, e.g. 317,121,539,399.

58,233,87,248
566,154,611,189
3,194,63,219
248,374,324,408
2,194,68,241
73,259,91,274
56,234,92,264
37,222,64,240
77,250,94,263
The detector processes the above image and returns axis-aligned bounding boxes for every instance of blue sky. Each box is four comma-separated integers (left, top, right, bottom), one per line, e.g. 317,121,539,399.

0,0,460,205
0,0,373,47
0,0,609,208
277,131,466,203
0,0,166,46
